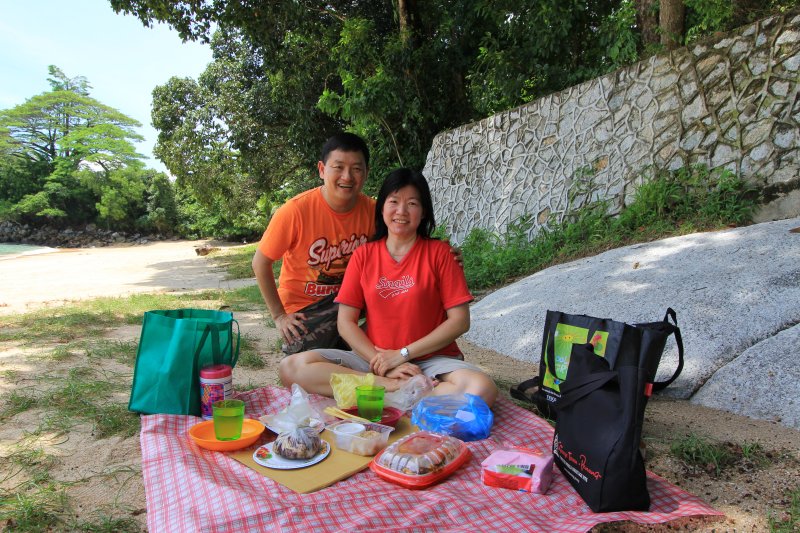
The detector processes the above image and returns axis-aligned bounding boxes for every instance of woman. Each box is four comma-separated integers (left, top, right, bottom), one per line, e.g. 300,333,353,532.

279,168,497,407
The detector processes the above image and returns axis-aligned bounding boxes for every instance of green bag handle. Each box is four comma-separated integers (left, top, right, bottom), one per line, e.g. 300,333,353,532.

193,317,240,368
230,318,240,367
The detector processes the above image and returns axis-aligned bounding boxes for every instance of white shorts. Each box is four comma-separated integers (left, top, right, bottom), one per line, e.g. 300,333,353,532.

313,348,485,380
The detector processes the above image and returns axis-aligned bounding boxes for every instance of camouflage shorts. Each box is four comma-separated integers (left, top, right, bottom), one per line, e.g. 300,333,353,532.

281,294,351,355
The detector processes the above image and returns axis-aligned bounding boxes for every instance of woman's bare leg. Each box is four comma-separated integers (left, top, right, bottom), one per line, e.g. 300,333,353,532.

431,369,498,407
279,351,404,396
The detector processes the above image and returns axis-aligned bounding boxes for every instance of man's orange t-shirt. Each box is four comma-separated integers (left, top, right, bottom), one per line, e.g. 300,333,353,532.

257,187,376,314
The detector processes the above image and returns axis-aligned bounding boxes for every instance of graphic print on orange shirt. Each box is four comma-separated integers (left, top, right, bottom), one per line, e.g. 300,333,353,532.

304,232,369,297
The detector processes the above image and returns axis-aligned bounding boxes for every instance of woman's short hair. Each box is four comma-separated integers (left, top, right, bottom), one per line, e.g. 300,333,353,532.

373,168,436,241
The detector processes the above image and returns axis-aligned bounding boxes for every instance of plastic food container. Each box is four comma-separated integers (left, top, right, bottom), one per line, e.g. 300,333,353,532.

199,364,233,420
327,420,394,456
370,431,471,489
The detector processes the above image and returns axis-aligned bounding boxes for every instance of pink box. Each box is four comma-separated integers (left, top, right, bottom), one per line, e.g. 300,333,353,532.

481,447,554,494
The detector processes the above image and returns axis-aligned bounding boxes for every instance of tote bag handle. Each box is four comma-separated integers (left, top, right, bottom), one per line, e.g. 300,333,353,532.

557,369,618,410
194,317,241,368
651,308,684,392
230,318,240,367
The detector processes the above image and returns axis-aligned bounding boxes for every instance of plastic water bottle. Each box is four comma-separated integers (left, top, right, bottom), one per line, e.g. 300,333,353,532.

199,364,233,420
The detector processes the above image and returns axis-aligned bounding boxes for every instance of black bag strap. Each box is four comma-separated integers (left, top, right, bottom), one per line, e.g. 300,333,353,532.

651,308,684,391
556,370,618,410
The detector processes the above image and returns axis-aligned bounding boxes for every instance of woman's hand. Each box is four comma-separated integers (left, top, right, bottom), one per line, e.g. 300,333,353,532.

386,362,422,380
370,347,405,376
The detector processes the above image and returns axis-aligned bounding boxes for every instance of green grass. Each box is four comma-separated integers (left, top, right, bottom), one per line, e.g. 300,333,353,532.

86,339,139,366
207,244,282,281
0,446,142,532
70,513,142,533
0,390,38,421
769,486,800,532
236,334,266,369
0,289,264,346
0,486,67,532
670,434,732,475
207,243,257,279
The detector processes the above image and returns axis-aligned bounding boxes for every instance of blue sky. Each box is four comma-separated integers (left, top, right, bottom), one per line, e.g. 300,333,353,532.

0,0,213,174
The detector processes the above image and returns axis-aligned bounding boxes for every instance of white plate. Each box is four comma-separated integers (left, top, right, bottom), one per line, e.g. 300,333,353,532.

252,440,330,470
263,418,325,435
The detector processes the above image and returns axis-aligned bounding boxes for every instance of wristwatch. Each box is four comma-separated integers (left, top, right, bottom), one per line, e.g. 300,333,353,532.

400,347,410,360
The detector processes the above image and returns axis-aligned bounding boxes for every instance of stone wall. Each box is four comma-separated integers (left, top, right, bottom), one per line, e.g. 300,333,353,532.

423,12,800,244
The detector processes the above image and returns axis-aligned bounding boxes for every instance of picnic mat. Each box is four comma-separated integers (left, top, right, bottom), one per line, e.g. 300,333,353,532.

140,386,723,533
227,416,416,493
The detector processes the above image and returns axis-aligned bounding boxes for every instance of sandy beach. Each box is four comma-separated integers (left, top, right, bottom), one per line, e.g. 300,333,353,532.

0,240,252,315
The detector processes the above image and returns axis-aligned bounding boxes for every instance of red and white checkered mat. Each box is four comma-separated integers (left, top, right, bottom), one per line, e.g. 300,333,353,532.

141,386,722,532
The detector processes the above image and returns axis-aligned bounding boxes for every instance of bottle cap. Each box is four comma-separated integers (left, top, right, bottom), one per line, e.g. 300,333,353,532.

200,364,232,379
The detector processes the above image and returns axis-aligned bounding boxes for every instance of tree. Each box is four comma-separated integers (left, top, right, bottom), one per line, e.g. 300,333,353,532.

0,66,144,170
636,0,660,50
109,0,794,227
0,66,147,226
660,0,685,50
141,170,178,234
87,165,147,228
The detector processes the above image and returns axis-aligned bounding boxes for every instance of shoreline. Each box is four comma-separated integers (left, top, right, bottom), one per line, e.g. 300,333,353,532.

0,243,59,260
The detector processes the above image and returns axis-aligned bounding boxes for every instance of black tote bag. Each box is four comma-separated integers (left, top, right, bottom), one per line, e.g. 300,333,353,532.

512,308,683,421
543,309,684,512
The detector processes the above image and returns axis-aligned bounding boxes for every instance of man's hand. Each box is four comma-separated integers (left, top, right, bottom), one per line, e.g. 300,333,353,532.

274,312,308,344
445,238,464,267
386,363,422,380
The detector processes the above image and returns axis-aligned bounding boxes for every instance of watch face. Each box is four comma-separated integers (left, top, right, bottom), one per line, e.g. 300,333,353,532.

401,348,409,358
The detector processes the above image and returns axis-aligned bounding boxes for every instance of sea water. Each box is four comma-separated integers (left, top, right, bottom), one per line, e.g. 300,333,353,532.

0,243,54,258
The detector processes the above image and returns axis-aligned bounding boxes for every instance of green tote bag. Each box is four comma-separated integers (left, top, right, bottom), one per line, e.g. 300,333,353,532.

128,309,240,416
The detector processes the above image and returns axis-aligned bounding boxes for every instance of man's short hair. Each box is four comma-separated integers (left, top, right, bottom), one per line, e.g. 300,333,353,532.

320,132,370,166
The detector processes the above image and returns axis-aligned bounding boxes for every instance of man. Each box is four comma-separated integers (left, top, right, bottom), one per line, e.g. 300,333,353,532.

252,132,375,354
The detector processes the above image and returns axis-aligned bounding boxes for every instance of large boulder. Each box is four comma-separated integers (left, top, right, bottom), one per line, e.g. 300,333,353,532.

465,217,800,429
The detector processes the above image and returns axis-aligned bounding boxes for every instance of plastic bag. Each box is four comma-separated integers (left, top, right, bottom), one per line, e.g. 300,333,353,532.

330,373,375,408
411,393,494,441
385,374,435,412
274,426,323,459
259,384,324,434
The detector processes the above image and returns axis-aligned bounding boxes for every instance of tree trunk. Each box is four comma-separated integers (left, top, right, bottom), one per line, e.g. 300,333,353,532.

396,0,419,43
636,0,659,51
659,0,685,51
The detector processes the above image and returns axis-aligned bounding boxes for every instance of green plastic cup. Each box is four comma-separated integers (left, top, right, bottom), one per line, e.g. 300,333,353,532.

356,385,385,422
212,399,245,441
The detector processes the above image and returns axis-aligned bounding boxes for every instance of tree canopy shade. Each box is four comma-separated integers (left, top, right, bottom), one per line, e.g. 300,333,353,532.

109,0,799,227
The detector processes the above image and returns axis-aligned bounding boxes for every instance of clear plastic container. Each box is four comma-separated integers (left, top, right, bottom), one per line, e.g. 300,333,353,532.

370,431,471,488
327,420,394,456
